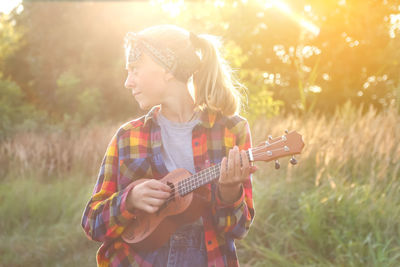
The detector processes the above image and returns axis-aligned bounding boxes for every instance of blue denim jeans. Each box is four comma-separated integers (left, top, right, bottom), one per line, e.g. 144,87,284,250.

141,224,207,267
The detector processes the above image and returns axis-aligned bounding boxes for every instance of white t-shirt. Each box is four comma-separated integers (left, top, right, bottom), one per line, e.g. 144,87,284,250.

157,112,200,174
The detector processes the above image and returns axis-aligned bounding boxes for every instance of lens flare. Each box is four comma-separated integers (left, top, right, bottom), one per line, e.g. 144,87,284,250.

263,0,320,36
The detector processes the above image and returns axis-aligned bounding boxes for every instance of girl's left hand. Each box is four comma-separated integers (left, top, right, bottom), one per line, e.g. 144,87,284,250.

218,146,257,202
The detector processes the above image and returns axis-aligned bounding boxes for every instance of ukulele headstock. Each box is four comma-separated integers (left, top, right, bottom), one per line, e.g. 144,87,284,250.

250,130,304,164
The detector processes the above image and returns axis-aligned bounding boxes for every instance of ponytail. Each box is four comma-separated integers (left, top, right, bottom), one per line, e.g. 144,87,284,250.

191,34,245,116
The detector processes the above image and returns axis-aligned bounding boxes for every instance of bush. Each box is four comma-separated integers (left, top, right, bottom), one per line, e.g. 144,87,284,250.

0,76,36,139
54,71,104,125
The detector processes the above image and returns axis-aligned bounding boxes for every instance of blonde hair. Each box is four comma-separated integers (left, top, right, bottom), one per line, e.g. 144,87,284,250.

132,24,246,116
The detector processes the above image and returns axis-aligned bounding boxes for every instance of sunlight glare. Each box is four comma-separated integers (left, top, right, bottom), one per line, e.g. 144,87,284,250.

273,0,291,14
0,0,22,15
389,13,400,38
214,0,225,8
308,85,322,93
299,19,320,36
151,0,184,18
264,0,320,36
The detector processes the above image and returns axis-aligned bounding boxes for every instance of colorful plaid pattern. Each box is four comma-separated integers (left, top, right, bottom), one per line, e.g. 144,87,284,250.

81,106,255,267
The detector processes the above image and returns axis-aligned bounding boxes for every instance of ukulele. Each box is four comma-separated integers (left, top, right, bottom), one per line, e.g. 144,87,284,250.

121,130,304,251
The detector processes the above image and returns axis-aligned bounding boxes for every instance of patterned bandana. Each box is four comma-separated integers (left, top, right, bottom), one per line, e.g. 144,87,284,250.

124,32,201,82
125,32,177,73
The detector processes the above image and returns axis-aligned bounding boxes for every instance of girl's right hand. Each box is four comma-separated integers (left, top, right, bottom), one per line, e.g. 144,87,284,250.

126,180,171,214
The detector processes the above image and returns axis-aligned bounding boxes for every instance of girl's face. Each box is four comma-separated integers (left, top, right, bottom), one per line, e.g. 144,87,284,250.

124,53,169,110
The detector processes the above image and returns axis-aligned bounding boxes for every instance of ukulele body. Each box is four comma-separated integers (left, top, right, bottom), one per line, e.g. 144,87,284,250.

122,168,210,251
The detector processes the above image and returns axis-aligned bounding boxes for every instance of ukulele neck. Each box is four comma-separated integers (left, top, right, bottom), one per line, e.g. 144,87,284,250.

176,130,304,197
178,151,251,197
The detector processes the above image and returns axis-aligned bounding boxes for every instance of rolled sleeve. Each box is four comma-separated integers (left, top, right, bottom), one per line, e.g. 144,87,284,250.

215,184,245,209
119,184,137,221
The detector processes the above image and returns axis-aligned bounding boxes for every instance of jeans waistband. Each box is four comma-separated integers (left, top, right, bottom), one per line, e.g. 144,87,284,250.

166,224,205,250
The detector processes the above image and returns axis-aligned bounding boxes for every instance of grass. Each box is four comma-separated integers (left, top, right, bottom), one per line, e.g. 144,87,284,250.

1,103,399,266
0,171,98,267
237,103,400,266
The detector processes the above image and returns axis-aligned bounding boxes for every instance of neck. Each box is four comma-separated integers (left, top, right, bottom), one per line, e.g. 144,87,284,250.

161,83,196,123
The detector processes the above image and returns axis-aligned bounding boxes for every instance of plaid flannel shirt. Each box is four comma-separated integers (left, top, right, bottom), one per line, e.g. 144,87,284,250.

81,106,255,267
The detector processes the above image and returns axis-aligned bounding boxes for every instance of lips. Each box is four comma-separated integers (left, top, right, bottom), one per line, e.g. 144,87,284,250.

132,91,141,96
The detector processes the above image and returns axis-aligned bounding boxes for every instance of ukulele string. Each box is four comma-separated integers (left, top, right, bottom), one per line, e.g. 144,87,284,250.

163,143,288,202
163,165,221,202
162,146,289,203
164,144,288,201
250,137,287,154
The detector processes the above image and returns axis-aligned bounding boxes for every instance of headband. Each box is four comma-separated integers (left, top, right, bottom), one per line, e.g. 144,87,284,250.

124,31,202,82
125,32,177,73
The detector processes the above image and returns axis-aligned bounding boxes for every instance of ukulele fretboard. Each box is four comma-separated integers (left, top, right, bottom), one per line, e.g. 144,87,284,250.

177,151,251,196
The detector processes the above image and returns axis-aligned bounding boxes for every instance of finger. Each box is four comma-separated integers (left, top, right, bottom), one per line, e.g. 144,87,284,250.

144,204,159,214
234,146,240,178
241,150,250,179
147,180,171,192
145,197,167,207
147,189,171,199
227,148,235,180
219,157,227,181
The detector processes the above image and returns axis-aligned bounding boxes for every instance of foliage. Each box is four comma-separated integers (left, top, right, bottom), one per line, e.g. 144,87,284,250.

0,76,38,139
224,39,283,120
0,14,23,70
241,68,284,122
173,0,400,113
54,71,103,124
0,0,397,136
77,87,102,123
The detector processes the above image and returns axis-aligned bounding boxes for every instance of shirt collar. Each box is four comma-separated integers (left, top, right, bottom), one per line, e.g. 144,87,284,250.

143,105,218,129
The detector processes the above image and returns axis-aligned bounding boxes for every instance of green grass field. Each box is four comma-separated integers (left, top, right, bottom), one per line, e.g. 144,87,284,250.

1,104,399,266
0,171,98,266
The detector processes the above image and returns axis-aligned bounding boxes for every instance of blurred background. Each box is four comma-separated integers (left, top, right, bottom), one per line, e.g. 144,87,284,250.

0,0,399,266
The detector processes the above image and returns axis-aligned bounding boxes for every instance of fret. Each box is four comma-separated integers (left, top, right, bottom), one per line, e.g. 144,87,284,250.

177,149,251,197
177,163,221,196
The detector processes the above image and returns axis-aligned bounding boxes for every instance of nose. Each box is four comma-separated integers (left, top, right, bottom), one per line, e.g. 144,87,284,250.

124,72,136,89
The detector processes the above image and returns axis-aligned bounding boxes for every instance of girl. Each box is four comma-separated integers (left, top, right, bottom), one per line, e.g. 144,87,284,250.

81,24,256,267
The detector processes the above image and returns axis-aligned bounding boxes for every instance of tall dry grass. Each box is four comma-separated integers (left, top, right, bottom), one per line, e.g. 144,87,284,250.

251,102,400,185
0,123,121,180
2,102,398,183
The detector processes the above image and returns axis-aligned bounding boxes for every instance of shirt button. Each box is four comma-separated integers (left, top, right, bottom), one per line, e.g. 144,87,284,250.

194,141,199,146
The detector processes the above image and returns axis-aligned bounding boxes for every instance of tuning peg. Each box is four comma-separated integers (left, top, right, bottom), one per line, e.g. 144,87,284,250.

274,160,280,169
290,156,297,165
268,135,272,140
285,129,289,134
